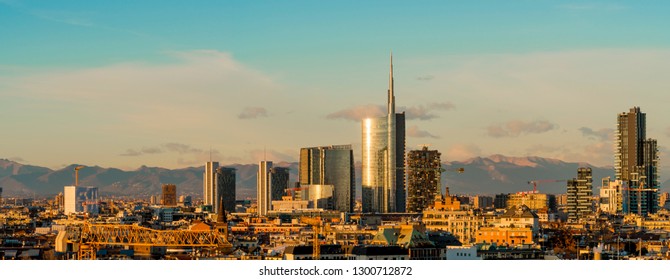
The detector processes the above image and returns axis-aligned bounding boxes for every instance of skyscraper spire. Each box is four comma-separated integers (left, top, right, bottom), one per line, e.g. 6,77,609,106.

388,50,394,114
386,50,396,212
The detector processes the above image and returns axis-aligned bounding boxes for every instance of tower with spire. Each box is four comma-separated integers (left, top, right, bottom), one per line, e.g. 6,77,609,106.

361,52,406,213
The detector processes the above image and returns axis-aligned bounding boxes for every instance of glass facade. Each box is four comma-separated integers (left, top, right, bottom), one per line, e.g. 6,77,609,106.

299,145,355,212
215,167,236,213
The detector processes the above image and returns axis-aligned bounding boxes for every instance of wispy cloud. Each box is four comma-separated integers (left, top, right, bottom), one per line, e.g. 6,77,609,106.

327,102,455,122
326,104,386,121
407,125,439,139
487,120,557,138
445,144,482,161
238,107,268,119
400,102,455,120
164,143,204,154
119,147,164,157
579,127,614,141
416,75,434,81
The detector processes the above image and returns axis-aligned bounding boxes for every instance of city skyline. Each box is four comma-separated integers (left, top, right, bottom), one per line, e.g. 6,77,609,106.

2,1,670,180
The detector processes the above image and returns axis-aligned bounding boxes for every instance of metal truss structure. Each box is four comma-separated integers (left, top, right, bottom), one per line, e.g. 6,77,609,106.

71,223,231,259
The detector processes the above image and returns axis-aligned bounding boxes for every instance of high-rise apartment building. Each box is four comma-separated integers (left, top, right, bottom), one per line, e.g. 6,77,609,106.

203,161,219,207
566,167,592,221
162,184,177,206
215,167,236,213
299,145,355,212
406,146,441,213
615,107,659,216
270,167,290,202
362,53,406,213
257,161,272,216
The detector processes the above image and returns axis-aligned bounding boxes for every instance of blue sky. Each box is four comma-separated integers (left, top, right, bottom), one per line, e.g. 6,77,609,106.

2,1,670,174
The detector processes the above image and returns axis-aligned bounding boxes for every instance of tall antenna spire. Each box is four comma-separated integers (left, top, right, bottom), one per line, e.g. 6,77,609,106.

209,147,212,162
388,50,394,114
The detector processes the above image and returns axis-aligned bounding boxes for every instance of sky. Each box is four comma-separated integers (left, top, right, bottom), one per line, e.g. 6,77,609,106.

2,0,670,174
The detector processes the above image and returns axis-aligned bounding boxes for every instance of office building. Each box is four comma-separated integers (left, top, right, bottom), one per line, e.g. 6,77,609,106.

566,167,592,221
162,184,177,206
406,146,441,213
299,145,355,212
257,161,272,216
297,184,335,210
63,186,99,215
474,196,494,209
362,53,406,213
203,161,219,207
494,194,509,209
615,107,659,215
270,167,290,201
215,167,236,213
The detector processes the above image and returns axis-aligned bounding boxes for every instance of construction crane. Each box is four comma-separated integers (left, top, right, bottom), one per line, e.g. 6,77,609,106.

74,166,85,186
526,179,566,194
67,222,232,259
300,216,322,260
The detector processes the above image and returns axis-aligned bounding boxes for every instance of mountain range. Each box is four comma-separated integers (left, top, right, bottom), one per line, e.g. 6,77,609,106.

1,155,667,199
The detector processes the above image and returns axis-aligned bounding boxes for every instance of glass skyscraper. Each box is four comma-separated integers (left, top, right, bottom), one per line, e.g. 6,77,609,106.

362,54,406,213
299,145,355,212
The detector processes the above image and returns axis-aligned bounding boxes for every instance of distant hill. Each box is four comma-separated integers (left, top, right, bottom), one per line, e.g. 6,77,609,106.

0,159,298,200
2,156,665,199
441,154,616,195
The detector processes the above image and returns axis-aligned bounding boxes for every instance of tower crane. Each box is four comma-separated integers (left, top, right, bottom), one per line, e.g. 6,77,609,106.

525,179,566,194
74,166,85,186
300,216,322,259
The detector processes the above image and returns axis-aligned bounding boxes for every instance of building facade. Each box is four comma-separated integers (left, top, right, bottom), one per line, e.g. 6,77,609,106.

362,54,406,213
161,184,177,206
300,145,355,212
567,167,593,221
203,161,219,207
63,186,99,215
406,146,441,213
615,107,660,215
270,167,290,201
215,167,236,213
506,193,556,212
257,161,272,216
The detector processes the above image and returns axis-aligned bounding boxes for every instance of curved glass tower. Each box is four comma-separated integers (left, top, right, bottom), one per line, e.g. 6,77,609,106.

361,53,406,213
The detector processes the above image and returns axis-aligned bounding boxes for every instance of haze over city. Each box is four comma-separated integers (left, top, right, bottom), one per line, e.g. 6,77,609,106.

2,0,670,176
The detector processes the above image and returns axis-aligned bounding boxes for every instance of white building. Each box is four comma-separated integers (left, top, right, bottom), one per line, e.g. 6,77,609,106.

257,161,272,216
445,245,481,260
63,186,99,215
203,161,219,207
600,179,627,214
